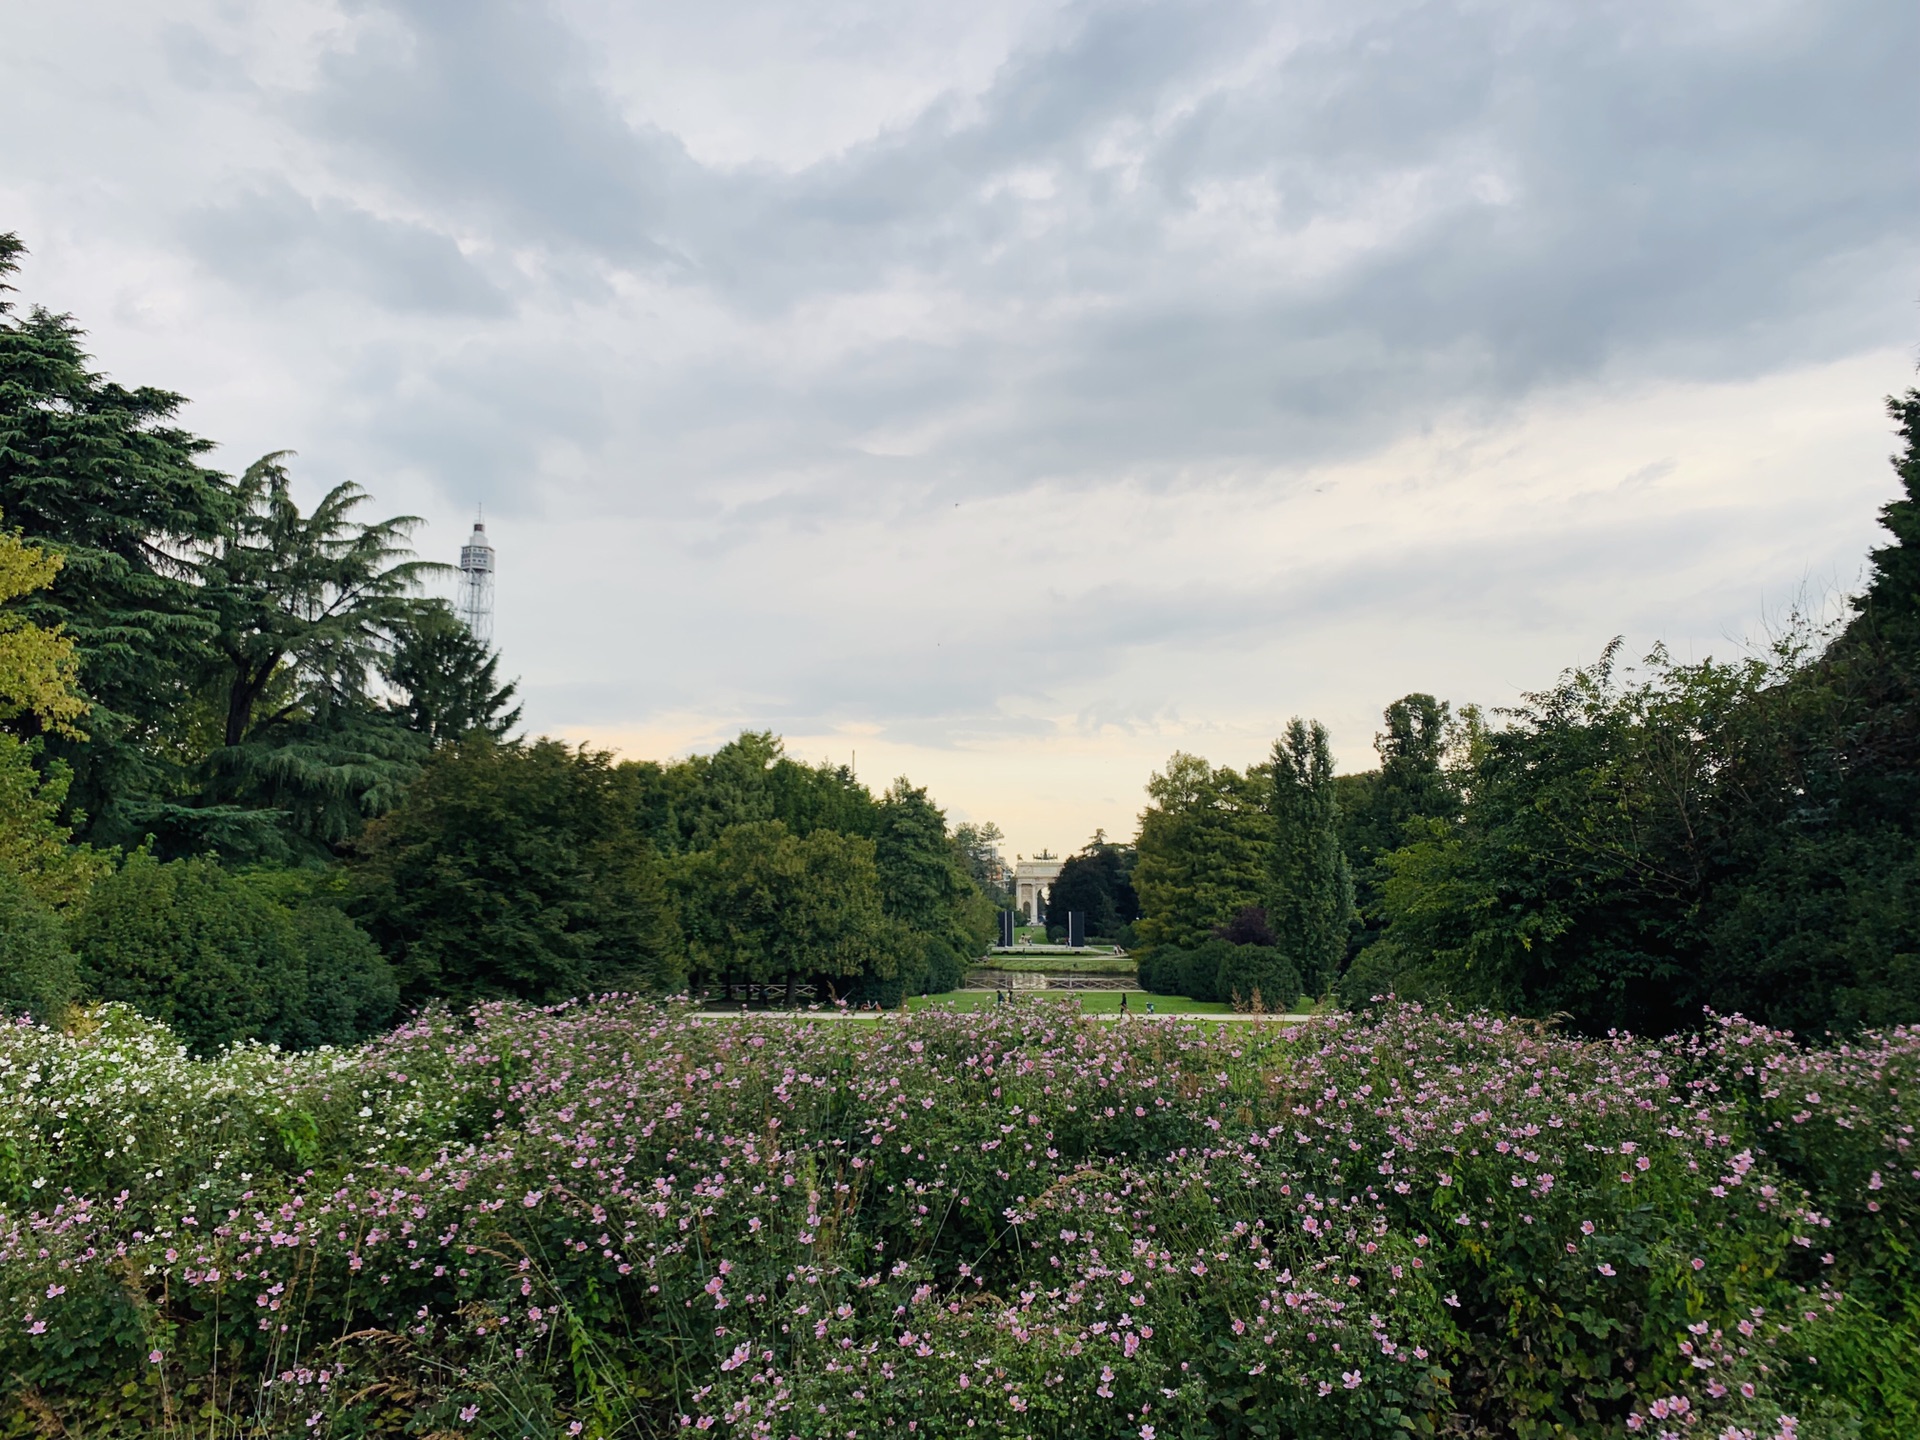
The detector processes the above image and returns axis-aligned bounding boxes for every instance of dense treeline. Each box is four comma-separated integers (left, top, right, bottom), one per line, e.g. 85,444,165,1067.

1134,391,1920,1036
0,233,996,1047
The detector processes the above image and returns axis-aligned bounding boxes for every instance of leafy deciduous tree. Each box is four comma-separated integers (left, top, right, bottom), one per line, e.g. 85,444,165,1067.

1046,835,1139,941
348,738,682,1006
0,515,107,905
680,820,898,1004
873,779,992,997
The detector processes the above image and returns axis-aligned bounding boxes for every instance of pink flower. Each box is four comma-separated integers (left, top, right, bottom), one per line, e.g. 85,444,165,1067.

1597,1264,1616,1277
148,1350,163,1364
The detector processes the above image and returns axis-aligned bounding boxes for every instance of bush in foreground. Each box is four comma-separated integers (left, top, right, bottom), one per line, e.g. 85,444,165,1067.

69,854,397,1054
1139,936,1303,1010
0,999,1916,1437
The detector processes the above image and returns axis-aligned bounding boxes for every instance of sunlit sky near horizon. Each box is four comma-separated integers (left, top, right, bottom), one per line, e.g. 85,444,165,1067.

3,0,1917,860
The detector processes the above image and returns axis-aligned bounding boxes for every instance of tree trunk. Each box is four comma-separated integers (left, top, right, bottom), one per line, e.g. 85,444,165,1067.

223,654,281,747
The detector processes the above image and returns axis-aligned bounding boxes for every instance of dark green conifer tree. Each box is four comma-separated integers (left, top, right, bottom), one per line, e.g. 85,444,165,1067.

0,233,234,842
1267,718,1353,995
382,599,521,747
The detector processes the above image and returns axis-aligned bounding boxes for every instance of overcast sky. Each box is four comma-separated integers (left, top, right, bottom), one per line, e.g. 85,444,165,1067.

4,0,1917,858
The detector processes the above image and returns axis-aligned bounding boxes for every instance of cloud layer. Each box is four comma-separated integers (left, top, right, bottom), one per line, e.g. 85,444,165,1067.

3,0,1916,854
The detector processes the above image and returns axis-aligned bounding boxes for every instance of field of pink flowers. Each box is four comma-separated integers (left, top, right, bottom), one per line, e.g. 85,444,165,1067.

1,998,1916,1439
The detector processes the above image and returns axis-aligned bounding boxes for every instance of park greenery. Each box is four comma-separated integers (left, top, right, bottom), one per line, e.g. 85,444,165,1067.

1120,389,1920,1041
0,234,997,1050
6,223,1920,1438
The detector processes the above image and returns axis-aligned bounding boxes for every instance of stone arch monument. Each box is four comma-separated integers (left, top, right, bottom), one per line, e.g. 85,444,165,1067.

1012,852,1062,925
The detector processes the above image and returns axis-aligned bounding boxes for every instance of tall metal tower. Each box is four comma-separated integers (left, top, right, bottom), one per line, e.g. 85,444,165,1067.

456,515,495,645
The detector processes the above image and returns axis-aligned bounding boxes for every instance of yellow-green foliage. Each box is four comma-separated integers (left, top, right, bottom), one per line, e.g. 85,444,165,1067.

0,733,107,908
0,519,106,909
0,522,86,737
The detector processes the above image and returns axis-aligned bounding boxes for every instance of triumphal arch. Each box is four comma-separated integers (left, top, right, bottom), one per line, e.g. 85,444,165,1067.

1012,853,1062,925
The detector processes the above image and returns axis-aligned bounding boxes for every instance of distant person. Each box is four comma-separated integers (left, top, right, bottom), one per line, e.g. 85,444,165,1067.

1120,993,1130,1017
1146,1000,1156,1015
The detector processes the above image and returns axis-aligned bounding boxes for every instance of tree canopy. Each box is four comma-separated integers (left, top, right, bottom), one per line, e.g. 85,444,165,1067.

680,820,897,1001
348,737,682,1006
1132,754,1270,951
1331,392,1920,1034
9,225,1920,1045
1045,834,1139,941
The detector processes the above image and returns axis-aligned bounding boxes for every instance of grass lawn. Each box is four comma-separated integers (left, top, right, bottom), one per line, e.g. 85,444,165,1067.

905,990,1234,1016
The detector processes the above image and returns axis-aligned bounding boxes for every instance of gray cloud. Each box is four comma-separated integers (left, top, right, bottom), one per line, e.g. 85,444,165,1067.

250,0,1918,527
300,0,697,266
180,182,510,314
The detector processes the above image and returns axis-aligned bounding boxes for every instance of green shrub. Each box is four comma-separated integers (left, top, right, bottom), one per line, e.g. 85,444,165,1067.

1179,937,1228,1000
238,867,400,1043
72,853,298,1053
287,903,400,1045
919,935,970,994
1139,942,1213,997
71,854,396,1053
1215,939,1302,1010
0,863,77,1024
1142,937,1297,1005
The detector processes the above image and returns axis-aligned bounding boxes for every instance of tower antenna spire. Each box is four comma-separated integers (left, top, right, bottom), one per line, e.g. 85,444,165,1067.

457,511,495,644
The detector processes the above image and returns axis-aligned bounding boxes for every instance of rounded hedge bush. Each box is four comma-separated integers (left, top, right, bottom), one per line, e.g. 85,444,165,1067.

72,854,396,1053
